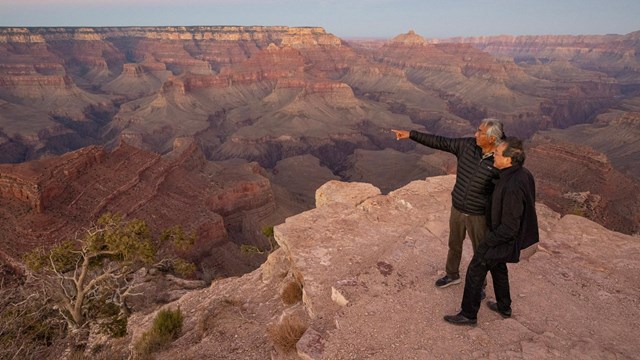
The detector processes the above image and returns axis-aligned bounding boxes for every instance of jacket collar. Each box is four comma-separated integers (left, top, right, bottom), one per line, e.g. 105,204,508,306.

499,163,522,178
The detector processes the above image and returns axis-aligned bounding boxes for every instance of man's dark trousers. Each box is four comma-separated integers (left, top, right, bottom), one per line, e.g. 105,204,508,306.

460,255,511,319
446,207,488,279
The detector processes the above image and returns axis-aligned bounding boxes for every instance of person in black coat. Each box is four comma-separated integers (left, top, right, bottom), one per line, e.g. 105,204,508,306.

392,119,503,290
444,137,539,325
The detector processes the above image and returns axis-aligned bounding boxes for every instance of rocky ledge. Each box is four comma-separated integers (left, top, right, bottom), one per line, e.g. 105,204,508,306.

0,26,341,47
120,175,639,359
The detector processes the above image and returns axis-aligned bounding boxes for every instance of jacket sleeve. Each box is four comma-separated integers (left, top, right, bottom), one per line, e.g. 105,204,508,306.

484,187,525,247
409,130,465,156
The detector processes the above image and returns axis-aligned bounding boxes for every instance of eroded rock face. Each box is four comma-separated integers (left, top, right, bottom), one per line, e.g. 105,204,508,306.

0,139,275,277
538,109,640,181
527,135,640,234
117,175,640,359
364,32,624,138
0,145,105,212
0,26,339,45
2,26,638,172
0,26,351,163
1,27,639,239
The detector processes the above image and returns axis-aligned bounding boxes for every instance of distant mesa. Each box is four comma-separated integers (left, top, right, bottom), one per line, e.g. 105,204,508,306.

391,30,427,45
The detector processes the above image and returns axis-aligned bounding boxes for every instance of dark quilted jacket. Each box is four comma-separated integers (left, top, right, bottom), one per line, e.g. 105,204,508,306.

410,130,499,215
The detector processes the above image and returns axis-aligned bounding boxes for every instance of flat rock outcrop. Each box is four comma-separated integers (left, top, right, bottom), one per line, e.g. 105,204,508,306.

121,175,640,359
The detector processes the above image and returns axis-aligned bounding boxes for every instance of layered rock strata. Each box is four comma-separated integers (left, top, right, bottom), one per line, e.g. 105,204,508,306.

0,26,340,45
0,146,105,212
444,32,640,85
527,136,640,234
0,140,276,276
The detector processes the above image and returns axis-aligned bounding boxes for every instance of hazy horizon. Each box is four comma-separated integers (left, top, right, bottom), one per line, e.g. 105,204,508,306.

1,0,638,39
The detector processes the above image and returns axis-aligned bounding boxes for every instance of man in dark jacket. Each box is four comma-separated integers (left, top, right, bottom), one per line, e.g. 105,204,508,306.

392,119,503,290
444,137,539,325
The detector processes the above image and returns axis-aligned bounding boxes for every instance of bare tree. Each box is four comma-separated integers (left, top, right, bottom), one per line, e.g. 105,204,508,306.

24,213,158,329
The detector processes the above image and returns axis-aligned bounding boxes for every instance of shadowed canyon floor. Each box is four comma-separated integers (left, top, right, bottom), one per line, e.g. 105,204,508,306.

116,175,640,359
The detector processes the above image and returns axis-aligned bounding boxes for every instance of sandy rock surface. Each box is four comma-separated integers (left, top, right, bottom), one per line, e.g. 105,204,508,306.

123,175,639,359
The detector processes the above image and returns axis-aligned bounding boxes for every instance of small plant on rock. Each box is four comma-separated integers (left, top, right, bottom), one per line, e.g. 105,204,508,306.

281,281,303,305
267,315,307,353
134,307,183,359
172,258,197,278
240,225,280,255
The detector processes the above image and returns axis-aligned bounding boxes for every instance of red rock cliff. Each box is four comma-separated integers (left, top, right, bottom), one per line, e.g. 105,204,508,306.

0,146,105,212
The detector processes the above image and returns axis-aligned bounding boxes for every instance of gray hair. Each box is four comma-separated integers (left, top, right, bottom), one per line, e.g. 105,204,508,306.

481,118,505,145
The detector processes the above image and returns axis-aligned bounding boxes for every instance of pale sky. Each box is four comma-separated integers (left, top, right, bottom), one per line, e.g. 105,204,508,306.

0,0,638,39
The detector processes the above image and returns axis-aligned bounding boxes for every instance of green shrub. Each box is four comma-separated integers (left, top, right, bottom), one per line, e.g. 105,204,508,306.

89,300,128,338
134,331,168,359
152,308,183,340
172,258,196,278
23,213,157,328
262,226,279,252
261,226,274,238
0,281,67,359
240,244,264,254
134,307,183,358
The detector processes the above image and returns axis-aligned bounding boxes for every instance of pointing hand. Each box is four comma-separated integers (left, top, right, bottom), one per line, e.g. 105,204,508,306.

391,129,410,140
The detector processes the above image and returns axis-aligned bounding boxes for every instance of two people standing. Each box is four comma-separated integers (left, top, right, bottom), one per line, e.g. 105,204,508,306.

392,120,539,324
444,137,539,325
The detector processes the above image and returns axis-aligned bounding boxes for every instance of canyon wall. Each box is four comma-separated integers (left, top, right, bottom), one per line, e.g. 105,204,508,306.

0,146,105,212
0,26,638,239
443,32,640,84
0,140,276,277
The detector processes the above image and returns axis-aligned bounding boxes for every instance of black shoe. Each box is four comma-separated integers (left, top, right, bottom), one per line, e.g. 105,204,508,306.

443,312,477,326
435,275,461,288
486,301,512,318
481,288,486,300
